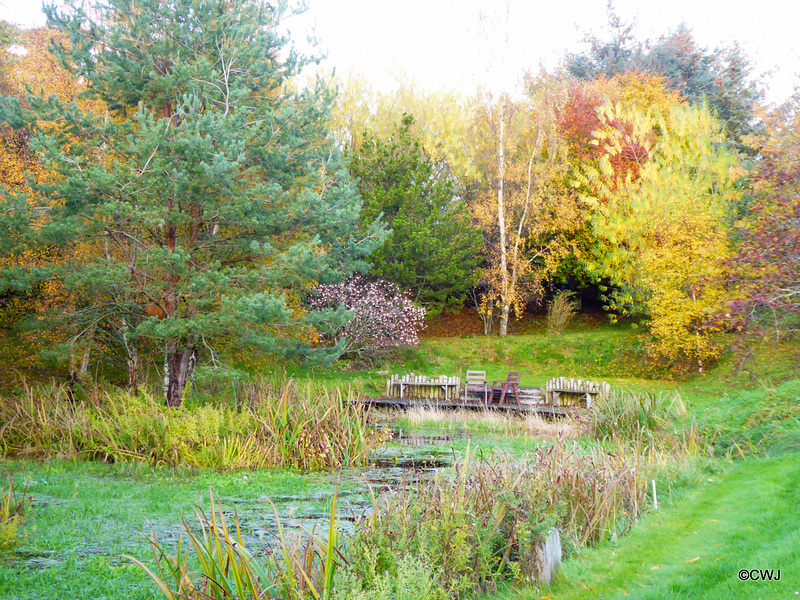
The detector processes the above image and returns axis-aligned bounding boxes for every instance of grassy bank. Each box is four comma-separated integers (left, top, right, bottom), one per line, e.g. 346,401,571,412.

479,450,800,600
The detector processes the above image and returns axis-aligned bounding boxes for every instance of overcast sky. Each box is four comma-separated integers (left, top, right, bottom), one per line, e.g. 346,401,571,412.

3,0,798,104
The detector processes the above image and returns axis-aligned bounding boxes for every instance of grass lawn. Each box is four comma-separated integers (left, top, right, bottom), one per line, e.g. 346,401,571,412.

2,312,800,600
478,451,800,600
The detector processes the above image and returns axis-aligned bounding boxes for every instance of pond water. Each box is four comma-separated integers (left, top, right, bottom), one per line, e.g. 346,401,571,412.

9,428,472,567
210,429,459,551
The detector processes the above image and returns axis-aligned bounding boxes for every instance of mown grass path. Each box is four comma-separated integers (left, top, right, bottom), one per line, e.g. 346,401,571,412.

521,452,800,600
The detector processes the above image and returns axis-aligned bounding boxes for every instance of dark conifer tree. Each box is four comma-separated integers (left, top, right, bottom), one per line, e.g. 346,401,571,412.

0,0,384,405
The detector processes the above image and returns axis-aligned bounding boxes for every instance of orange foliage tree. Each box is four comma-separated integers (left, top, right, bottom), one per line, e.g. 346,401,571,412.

0,25,109,375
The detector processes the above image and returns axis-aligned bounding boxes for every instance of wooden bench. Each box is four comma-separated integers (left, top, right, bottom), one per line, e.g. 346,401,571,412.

386,374,460,400
545,377,612,408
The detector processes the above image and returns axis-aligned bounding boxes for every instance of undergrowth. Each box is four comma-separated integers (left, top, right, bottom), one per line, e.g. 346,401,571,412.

337,441,653,598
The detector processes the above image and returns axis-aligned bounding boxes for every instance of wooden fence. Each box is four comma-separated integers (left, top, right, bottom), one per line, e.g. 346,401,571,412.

545,377,612,408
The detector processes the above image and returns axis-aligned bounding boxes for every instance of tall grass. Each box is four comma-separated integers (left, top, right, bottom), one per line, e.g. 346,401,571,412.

592,387,687,443
382,406,586,439
0,379,390,470
0,477,27,555
337,440,650,597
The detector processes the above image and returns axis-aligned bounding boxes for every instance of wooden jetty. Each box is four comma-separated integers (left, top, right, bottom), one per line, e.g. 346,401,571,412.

349,373,612,417
350,393,580,418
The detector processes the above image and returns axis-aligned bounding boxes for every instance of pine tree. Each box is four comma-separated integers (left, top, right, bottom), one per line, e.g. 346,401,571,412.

0,0,383,405
350,114,481,311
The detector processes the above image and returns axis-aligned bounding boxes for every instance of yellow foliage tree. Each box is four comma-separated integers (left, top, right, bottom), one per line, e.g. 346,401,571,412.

582,98,740,370
329,70,475,180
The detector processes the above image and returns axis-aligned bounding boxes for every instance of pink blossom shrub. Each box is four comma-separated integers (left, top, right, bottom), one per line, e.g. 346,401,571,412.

310,276,426,362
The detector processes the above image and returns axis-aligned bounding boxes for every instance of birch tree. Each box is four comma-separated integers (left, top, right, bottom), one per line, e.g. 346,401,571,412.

471,77,582,336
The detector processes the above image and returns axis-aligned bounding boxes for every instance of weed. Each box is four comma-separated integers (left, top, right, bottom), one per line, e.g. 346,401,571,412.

0,477,27,555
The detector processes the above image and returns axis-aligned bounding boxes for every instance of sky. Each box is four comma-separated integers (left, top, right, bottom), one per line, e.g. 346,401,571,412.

2,0,799,104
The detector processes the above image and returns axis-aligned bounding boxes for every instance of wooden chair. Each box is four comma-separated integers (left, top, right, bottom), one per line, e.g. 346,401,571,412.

464,370,489,405
491,372,521,405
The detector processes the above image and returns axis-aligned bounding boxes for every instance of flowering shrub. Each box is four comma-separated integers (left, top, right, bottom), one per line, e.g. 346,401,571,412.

310,276,426,363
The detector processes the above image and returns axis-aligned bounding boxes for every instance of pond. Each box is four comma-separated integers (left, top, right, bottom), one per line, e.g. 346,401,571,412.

5,428,470,570
172,428,463,551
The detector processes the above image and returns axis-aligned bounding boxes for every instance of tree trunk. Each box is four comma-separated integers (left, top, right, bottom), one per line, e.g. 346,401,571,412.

483,298,495,336
165,340,196,407
499,301,511,336
497,103,510,337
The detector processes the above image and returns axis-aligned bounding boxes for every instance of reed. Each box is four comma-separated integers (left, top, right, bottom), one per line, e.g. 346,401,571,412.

0,379,390,470
337,438,650,596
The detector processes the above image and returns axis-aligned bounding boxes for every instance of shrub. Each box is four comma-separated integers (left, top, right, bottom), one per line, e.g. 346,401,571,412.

334,554,446,600
309,276,426,364
545,291,576,335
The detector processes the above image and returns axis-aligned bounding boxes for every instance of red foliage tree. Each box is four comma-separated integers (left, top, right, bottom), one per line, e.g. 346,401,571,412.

730,116,800,338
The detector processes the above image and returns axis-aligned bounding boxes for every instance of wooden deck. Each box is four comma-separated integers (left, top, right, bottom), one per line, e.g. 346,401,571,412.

350,386,583,418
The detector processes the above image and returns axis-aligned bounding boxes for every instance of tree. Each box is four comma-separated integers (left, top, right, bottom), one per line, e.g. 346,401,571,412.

580,99,741,370
0,25,110,375
566,10,763,148
564,2,641,81
329,71,475,181
0,0,384,405
729,93,800,339
349,114,481,310
470,76,583,336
